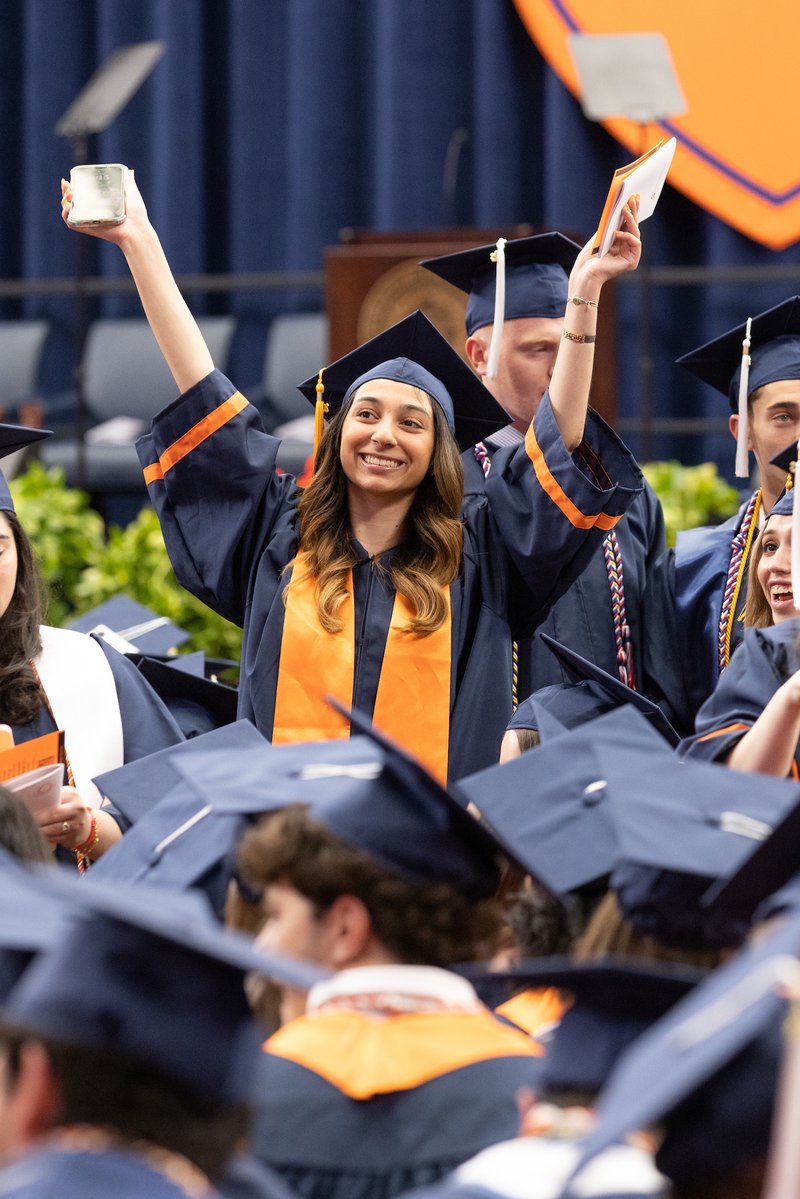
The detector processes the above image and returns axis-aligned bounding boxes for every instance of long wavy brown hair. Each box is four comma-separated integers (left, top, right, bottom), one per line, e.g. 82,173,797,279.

745,519,777,629
0,511,45,725
293,389,464,636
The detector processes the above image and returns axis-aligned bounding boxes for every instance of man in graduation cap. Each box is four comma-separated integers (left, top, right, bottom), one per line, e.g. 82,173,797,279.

63,173,644,780
644,296,800,734
0,863,323,1198
421,233,666,702
165,708,545,1199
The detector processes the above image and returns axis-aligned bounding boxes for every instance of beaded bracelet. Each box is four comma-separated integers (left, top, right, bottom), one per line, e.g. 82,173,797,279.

75,814,99,858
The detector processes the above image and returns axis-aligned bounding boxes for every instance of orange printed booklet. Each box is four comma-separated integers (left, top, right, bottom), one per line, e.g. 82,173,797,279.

592,137,676,258
0,729,65,816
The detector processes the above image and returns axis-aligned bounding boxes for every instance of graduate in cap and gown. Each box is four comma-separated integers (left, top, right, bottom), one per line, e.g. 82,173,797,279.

170,708,545,1199
62,175,644,781
0,858,322,1199
420,233,665,701
0,424,184,867
643,296,800,735
681,453,800,778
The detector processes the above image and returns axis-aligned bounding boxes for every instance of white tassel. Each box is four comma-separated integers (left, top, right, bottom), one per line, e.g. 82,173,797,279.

486,237,507,380
735,317,753,479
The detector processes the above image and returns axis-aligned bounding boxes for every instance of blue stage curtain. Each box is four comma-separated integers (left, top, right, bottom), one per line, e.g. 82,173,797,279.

3,0,800,472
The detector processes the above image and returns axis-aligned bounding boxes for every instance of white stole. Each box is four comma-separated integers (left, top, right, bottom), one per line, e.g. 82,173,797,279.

34,626,124,807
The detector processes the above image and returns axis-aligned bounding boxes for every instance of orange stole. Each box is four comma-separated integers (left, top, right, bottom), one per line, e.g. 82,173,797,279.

272,551,452,781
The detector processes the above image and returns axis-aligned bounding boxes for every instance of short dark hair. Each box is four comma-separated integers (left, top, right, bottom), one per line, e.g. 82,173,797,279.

0,1029,249,1183
238,805,502,967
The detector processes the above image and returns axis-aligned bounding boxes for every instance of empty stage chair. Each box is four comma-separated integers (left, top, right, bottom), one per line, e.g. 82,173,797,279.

42,316,235,496
0,319,50,425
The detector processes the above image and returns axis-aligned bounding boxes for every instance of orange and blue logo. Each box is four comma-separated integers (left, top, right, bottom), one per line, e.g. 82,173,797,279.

513,0,800,250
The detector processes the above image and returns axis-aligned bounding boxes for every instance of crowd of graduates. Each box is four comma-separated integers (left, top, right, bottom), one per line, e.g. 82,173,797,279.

1,165,800,1198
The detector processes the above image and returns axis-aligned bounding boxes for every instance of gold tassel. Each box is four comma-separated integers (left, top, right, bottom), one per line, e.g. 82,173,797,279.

313,368,328,469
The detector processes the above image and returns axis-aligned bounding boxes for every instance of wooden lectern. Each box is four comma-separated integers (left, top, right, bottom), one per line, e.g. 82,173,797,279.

324,227,616,424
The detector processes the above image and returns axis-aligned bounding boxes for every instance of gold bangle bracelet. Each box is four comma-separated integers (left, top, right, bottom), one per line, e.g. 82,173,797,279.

563,330,596,344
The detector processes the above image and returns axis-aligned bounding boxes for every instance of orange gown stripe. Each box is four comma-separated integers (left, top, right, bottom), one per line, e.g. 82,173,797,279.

142,393,249,485
695,722,750,743
525,424,620,533
265,1009,537,1099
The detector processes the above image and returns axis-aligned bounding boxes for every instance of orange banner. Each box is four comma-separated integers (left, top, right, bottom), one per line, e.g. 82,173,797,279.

513,0,800,250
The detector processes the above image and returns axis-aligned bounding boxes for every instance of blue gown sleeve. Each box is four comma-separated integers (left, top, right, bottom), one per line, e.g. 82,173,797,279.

136,369,300,627
678,626,790,763
483,392,644,623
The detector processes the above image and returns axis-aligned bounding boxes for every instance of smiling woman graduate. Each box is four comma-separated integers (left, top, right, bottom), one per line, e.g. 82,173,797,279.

62,173,643,781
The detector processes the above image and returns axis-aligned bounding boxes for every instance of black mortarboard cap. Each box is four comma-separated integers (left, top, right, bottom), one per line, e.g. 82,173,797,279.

461,955,704,1094
0,423,52,513
571,910,800,1186
137,653,239,737
420,233,580,333
677,297,800,477
506,691,569,742
701,773,800,924
457,707,673,897
175,705,504,899
536,633,680,745
68,593,191,655
0,849,68,999
5,871,328,1102
93,718,266,827
677,296,800,409
602,748,800,948
296,310,508,452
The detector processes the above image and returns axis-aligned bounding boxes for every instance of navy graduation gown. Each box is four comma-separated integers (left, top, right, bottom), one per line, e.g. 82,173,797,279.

463,442,665,700
137,370,642,780
642,498,756,737
679,619,800,771
249,1008,544,1199
0,1145,222,1198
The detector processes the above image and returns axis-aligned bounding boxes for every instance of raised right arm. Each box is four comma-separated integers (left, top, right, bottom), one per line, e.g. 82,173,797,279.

61,169,214,393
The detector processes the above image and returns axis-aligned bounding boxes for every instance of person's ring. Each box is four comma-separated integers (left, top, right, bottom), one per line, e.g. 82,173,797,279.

62,820,69,835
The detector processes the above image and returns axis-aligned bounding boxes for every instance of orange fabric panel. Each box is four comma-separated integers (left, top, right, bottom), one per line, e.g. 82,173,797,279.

496,986,568,1047
266,1008,537,1100
512,0,800,250
272,552,355,745
526,422,621,532
142,393,249,485
372,589,451,783
273,551,452,779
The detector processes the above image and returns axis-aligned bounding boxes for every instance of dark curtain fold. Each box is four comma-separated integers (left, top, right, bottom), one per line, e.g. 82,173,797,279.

1,0,798,474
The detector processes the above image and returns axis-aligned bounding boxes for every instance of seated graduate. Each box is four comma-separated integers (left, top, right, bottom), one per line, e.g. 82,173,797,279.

206,713,546,1199
643,297,800,736
681,476,800,777
0,863,320,1199
394,959,701,1199
61,172,644,782
0,425,185,869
